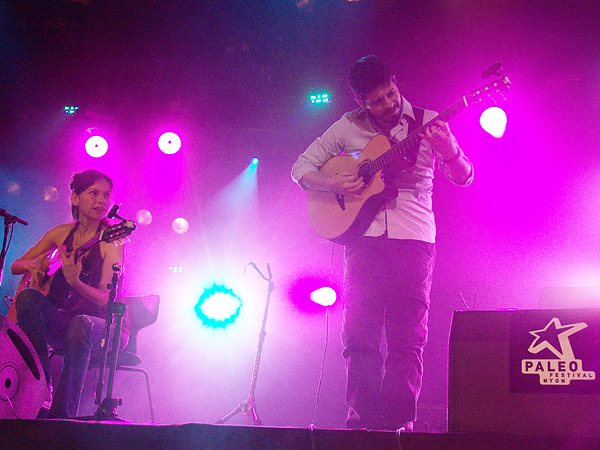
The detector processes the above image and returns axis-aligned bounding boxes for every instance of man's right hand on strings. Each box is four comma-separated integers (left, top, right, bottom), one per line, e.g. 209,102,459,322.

300,170,366,198
328,171,365,197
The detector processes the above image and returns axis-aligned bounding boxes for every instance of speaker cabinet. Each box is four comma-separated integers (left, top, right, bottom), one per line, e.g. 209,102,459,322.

0,315,47,419
448,309,600,437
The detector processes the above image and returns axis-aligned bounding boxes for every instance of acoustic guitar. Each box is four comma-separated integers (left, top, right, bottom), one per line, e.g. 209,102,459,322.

307,76,511,244
7,220,136,322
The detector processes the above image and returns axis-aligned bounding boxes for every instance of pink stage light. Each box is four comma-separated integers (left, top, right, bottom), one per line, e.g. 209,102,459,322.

136,209,153,225
43,186,59,202
85,135,108,157
158,132,182,154
8,181,21,196
480,107,507,138
172,217,189,234
309,287,337,306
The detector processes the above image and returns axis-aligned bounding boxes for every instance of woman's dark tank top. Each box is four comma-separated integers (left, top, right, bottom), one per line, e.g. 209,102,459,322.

47,222,105,319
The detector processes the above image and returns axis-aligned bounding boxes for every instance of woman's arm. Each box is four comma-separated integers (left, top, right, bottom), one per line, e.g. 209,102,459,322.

10,224,71,276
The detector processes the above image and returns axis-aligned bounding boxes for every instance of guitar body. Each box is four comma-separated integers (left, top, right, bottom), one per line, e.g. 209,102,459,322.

7,247,79,323
7,253,59,322
307,134,398,244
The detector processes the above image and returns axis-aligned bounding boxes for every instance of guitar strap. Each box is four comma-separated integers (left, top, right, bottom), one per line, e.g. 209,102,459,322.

382,106,426,180
405,106,425,165
409,106,425,134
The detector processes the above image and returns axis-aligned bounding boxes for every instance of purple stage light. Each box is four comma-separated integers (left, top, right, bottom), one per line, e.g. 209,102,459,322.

480,107,507,138
288,274,341,312
158,132,182,154
85,135,108,157
310,287,337,306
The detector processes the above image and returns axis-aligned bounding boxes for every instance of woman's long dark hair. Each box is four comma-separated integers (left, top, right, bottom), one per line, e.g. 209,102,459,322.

70,169,113,225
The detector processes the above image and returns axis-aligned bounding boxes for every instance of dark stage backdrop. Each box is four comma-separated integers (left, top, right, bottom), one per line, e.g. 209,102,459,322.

1,0,599,428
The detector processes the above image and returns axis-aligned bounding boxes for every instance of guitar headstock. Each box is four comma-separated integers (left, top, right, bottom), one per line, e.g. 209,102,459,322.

465,76,511,107
101,220,136,244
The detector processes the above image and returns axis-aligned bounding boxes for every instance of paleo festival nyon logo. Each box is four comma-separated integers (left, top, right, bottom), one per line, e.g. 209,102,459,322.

521,317,596,385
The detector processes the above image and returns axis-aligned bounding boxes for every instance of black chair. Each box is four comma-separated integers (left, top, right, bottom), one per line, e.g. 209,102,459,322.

49,294,160,422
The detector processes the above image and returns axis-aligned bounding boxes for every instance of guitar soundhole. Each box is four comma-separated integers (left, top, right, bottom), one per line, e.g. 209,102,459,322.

80,271,92,284
358,160,372,185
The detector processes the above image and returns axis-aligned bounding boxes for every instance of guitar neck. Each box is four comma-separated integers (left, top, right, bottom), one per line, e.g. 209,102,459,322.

368,97,469,175
72,221,135,263
74,230,104,263
365,76,510,176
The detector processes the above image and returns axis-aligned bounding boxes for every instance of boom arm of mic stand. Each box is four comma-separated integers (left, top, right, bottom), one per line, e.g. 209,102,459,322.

0,211,28,287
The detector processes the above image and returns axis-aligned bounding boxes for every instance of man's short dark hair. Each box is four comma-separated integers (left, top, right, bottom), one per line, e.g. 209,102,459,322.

349,55,393,100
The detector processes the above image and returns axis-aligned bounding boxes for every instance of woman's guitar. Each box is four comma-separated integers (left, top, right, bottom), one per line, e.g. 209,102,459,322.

7,220,136,322
307,76,511,244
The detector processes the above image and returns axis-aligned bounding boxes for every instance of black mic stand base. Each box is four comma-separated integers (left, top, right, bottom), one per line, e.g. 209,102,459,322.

74,405,129,422
216,398,262,426
92,398,128,422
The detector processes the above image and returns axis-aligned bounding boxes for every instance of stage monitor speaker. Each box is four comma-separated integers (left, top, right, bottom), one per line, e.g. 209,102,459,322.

0,315,47,419
448,308,600,437
538,286,600,309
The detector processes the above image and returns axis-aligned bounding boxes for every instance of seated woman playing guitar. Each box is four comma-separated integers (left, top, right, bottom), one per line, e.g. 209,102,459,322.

10,169,127,419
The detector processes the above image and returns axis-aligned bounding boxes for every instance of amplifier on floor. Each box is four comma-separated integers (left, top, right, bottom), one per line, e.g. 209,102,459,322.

448,308,600,437
0,315,47,419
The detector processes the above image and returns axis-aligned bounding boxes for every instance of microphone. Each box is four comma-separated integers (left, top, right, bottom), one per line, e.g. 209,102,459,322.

0,208,28,226
482,62,502,78
107,204,127,223
107,204,120,220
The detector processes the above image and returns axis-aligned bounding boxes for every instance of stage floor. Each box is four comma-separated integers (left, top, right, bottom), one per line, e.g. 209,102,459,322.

1,419,599,450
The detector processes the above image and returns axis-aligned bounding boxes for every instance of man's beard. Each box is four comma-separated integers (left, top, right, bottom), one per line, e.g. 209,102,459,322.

379,104,400,126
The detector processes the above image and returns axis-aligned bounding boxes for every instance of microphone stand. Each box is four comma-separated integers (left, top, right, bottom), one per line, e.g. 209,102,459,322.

78,207,134,421
0,209,28,288
216,263,274,426
91,263,127,421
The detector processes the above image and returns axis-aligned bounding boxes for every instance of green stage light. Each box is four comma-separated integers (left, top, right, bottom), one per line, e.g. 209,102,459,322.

309,93,330,105
64,106,79,114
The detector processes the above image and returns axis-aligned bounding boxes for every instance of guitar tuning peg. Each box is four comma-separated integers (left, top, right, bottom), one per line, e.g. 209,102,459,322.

112,236,130,246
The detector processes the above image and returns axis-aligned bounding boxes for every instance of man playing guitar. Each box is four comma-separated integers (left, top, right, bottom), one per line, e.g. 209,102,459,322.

292,55,474,431
10,169,127,419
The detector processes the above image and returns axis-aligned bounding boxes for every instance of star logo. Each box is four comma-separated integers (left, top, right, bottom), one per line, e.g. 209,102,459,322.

527,318,587,360
522,317,596,385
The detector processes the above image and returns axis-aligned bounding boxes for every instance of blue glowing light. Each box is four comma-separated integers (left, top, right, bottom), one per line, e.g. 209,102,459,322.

194,284,243,328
